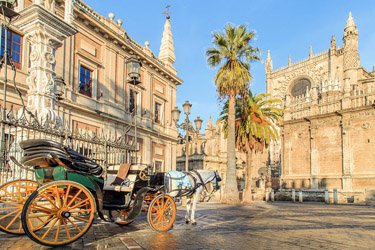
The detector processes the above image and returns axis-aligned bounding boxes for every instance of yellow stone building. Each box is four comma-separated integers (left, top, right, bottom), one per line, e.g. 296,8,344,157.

266,13,375,202
0,1,181,171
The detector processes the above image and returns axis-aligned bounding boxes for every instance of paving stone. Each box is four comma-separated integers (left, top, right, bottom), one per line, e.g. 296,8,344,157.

1,202,375,249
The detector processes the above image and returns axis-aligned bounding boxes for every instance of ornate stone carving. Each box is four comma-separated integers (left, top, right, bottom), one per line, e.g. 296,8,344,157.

14,4,76,127
361,122,370,129
350,109,375,118
274,62,327,99
343,50,359,69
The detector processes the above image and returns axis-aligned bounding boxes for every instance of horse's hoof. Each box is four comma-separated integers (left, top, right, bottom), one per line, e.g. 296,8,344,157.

185,220,190,224
192,222,197,226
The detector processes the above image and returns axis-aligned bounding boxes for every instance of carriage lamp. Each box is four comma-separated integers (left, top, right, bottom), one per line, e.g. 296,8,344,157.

54,76,66,100
172,106,181,124
182,100,192,116
127,56,142,85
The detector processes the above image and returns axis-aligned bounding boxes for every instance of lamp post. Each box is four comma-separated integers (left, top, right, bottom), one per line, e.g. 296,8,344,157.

172,101,203,172
0,1,18,172
126,56,142,162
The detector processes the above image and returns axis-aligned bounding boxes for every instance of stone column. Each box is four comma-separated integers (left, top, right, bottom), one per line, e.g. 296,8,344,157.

15,0,25,12
292,189,296,202
309,122,319,189
144,135,152,166
342,77,351,109
64,0,74,24
14,5,76,125
341,118,353,191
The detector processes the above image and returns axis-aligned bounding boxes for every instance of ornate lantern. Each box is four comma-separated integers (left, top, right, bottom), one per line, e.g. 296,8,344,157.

54,76,66,100
0,0,18,17
127,57,142,85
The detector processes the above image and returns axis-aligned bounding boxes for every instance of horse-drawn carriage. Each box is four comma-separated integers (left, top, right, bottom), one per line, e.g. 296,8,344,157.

0,139,177,247
0,139,221,247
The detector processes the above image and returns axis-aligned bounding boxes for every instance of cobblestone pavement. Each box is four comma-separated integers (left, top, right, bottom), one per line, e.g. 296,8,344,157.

1,202,375,249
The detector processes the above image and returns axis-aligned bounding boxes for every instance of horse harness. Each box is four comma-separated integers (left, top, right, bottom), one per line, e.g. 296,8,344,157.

185,170,221,197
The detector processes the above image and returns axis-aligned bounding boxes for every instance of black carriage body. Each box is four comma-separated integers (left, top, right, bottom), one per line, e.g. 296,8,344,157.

102,171,165,210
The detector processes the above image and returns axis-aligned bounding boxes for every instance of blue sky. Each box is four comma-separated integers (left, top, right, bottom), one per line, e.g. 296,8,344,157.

85,0,375,128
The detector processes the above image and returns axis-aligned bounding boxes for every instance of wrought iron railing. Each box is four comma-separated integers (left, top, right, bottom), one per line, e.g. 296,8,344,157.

0,103,137,185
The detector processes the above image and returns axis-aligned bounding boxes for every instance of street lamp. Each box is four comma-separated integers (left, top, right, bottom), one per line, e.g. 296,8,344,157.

54,76,66,101
126,57,142,162
172,101,203,172
127,56,142,86
0,0,18,173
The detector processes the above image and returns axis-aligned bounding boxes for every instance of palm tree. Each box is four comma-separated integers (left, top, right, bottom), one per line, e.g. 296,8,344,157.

234,91,283,203
206,24,260,204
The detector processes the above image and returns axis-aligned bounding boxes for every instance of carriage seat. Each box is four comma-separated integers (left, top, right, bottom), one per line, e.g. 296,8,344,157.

103,163,148,192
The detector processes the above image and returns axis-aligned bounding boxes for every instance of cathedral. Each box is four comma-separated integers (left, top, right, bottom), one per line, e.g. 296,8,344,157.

266,13,375,202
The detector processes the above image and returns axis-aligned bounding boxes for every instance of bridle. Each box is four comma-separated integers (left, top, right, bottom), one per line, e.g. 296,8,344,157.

211,171,221,191
191,170,221,193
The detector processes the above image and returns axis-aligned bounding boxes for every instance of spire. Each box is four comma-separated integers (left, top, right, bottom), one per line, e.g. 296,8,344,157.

346,11,356,29
265,50,273,73
159,12,176,74
330,35,336,49
206,116,213,129
344,11,358,37
343,11,359,71
288,55,292,66
309,46,313,58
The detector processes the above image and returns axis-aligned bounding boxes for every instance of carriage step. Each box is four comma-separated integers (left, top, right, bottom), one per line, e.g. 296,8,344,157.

103,185,132,192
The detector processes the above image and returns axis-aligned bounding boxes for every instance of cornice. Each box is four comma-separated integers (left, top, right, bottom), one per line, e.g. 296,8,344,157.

72,1,182,86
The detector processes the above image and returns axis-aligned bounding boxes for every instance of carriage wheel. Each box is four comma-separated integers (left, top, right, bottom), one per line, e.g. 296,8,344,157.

21,180,96,247
0,180,38,234
147,194,176,232
109,209,134,226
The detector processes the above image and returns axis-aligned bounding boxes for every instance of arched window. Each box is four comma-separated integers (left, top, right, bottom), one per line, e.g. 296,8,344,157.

291,78,311,97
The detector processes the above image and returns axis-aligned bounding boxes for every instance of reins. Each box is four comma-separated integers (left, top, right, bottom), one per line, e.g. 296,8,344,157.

190,169,209,193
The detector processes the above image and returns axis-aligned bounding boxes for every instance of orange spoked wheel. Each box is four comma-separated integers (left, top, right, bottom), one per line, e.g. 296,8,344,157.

109,209,134,226
0,180,38,235
21,180,96,247
147,194,176,232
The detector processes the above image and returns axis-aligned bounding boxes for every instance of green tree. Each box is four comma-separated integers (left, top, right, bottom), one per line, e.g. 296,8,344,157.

221,91,283,203
206,24,260,204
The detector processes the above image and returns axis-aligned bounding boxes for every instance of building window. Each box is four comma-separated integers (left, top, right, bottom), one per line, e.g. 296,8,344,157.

1,28,22,67
291,78,311,97
154,102,162,123
79,65,92,97
129,89,138,114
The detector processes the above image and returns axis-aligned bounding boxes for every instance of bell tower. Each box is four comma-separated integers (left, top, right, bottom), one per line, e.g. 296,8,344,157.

343,12,359,96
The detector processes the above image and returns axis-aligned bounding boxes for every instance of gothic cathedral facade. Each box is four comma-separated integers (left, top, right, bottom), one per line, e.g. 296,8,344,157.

266,13,375,200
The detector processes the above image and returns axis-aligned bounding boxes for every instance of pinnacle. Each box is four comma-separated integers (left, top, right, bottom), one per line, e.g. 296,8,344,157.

346,11,356,28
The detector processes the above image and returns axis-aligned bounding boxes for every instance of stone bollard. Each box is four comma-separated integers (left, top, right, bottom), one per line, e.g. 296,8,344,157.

271,189,275,202
333,188,338,204
324,190,329,204
299,190,303,203
292,189,296,202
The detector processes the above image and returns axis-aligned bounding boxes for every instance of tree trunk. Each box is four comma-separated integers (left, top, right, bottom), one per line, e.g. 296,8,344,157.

222,94,240,204
242,146,253,204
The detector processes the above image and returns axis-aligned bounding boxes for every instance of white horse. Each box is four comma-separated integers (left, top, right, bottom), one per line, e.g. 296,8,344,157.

165,169,221,225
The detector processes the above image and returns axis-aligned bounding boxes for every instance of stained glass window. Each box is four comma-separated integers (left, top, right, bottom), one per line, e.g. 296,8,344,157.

291,78,311,97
